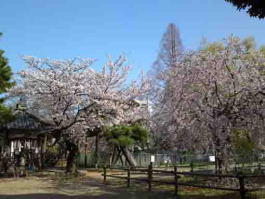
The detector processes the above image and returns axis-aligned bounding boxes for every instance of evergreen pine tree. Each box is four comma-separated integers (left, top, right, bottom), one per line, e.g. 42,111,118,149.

0,33,14,124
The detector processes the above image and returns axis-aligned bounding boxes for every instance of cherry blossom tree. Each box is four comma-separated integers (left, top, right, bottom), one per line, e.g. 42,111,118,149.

158,36,265,172
10,55,150,172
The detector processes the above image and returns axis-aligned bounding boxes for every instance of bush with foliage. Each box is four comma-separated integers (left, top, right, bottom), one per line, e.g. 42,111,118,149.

104,124,149,149
104,124,149,167
232,130,256,165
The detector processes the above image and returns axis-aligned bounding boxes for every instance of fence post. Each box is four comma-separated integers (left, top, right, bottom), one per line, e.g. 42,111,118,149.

127,166,131,188
258,163,261,173
103,166,107,184
174,165,178,197
238,175,246,199
190,162,194,173
148,163,153,191
234,164,237,174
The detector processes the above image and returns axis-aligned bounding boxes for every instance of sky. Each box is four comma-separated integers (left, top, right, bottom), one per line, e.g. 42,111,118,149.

0,0,265,80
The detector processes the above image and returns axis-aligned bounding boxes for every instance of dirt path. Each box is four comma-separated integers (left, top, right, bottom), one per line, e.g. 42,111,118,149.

0,170,258,198
0,170,174,199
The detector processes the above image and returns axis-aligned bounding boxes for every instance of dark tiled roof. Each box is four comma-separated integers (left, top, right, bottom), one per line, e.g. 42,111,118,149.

2,112,53,133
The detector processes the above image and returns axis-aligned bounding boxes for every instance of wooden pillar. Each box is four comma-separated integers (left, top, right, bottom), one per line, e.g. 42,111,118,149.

190,162,194,173
127,166,131,188
148,163,153,191
84,137,88,168
103,166,107,184
174,166,178,197
239,175,246,199
40,134,47,170
258,163,261,173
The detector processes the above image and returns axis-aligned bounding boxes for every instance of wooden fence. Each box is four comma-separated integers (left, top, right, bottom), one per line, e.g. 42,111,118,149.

102,164,265,199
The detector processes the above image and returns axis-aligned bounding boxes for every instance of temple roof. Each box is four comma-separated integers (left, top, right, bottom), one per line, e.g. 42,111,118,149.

1,111,54,134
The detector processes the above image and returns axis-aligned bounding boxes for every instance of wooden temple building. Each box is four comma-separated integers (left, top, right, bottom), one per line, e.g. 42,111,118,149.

0,111,54,172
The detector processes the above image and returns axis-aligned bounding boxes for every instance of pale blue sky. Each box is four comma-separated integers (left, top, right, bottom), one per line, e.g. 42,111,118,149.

0,0,265,80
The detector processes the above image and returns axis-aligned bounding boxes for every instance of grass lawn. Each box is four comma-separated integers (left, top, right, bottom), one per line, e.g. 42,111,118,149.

0,170,263,199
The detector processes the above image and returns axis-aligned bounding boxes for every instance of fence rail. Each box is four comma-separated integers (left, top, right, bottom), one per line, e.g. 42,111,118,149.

102,164,265,199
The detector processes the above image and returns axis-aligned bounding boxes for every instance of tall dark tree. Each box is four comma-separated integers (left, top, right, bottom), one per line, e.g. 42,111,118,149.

151,23,183,83
225,0,265,18
150,23,183,100
0,33,14,124
149,23,183,152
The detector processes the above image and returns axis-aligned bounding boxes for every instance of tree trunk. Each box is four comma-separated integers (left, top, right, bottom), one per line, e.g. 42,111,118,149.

65,141,79,174
214,150,218,174
118,148,124,166
114,147,124,166
94,134,99,168
110,146,115,167
111,146,120,166
120,147,137,167
215,141,227,174
84,143,88,168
